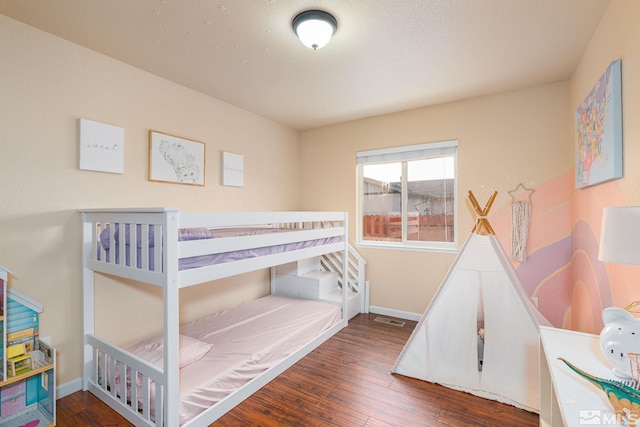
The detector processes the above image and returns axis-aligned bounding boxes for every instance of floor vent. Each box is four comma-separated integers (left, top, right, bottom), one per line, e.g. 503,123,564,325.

374,316,406,327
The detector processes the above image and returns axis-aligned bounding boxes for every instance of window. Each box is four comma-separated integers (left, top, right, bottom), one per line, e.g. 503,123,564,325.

356,140,458,252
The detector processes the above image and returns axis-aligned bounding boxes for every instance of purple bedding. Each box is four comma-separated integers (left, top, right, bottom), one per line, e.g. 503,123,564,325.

99,224,216,249
98,225,341,271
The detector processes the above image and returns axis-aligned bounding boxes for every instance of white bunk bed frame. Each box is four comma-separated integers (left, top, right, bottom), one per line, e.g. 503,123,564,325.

81,208,349,427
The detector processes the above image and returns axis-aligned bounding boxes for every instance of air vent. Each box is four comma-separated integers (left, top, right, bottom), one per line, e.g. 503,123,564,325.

374,316,405,327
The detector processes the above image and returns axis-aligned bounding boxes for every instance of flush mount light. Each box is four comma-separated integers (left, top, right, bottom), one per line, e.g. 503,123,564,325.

292,9,338,50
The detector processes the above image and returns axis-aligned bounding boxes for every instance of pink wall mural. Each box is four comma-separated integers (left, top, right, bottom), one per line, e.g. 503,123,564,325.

570,176,634,334
491,173,573,330
488,172,639,335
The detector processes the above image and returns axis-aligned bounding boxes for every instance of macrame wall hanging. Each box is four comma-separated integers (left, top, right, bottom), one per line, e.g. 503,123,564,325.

508,184,534,262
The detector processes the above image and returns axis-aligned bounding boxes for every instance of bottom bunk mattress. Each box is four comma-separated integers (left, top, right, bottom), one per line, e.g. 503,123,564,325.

122,294,342,425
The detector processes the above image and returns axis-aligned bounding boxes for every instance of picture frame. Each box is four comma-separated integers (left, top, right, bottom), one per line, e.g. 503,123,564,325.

575,59,623,189
149,130,205,186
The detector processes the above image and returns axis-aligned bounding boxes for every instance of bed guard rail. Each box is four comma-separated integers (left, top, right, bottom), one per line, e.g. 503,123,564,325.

81,209,347,287
85,334,165,427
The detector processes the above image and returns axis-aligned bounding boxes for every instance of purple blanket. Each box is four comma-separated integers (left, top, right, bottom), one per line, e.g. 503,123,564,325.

98,225,340,271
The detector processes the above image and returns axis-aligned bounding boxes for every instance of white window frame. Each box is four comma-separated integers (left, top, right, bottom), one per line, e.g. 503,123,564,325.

356,140,458,253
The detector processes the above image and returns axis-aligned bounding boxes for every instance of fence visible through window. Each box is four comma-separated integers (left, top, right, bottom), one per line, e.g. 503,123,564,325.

357,140,458,250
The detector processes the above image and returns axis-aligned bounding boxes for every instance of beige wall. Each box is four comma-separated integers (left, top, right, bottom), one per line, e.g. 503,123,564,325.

571,0,640,202
299,82,572,315
0,16,300,389
568,1,640,332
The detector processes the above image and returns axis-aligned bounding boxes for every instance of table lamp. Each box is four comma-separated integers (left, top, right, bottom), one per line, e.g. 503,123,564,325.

599,207,640,266
598,206,640,378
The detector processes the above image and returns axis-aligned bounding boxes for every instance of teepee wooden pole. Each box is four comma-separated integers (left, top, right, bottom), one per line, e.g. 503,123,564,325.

469,190,497,235
483,191,497,213
468,191,482,213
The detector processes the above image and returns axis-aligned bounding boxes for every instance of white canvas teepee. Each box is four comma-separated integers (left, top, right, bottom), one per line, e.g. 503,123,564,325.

392,191,551,413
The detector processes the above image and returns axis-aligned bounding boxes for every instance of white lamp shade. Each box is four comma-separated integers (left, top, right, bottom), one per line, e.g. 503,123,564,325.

292,10,337,50
599,206,640,265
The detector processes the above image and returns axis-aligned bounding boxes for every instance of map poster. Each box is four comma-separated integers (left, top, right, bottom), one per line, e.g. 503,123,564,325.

575,59,622,189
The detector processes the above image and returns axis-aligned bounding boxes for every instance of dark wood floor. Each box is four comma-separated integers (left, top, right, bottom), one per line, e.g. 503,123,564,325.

57,314,539,426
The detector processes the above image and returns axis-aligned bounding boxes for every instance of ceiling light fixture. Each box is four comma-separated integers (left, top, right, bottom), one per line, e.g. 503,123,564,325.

292,9,338,50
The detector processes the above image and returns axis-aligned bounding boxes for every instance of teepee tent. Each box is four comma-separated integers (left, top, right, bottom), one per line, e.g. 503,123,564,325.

392,191,551,412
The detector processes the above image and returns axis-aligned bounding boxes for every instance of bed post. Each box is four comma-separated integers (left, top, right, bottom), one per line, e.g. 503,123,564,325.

343,213,349,323
81,212,95,391
164,209,180,427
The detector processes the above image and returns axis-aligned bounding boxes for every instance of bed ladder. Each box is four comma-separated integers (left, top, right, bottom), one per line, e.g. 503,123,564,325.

320,243,369,316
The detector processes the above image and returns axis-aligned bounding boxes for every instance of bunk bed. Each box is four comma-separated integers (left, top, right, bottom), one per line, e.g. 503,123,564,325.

81,208,349,427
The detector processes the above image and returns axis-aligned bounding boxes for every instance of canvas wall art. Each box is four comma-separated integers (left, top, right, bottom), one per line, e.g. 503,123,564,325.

575,59,622,189
79,118,125,174
221,151,244,187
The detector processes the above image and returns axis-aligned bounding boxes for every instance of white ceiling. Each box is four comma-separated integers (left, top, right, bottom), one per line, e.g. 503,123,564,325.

0,0,610,130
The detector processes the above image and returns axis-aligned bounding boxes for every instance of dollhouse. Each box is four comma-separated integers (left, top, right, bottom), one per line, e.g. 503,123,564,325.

0,265,56,426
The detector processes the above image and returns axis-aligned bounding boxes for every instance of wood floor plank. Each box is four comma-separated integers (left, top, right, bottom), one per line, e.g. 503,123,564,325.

56,314,539,426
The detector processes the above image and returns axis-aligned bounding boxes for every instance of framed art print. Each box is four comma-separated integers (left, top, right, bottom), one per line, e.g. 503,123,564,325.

149,131,205,186
575,59,622,189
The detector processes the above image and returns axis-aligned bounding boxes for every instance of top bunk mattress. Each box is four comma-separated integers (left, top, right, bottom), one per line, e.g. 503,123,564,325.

98,225,342,271
123,295,342,425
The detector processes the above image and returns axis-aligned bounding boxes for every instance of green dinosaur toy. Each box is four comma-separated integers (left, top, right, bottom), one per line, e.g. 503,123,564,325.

559,357,640,425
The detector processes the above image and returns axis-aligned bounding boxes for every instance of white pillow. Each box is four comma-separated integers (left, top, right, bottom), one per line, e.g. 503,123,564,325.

126,334,212,369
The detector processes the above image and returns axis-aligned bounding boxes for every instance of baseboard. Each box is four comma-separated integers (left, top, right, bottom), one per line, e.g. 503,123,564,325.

369,305,421,322
57,377,82,399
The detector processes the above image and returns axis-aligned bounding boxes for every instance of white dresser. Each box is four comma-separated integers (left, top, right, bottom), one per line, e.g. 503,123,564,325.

539,326,623,426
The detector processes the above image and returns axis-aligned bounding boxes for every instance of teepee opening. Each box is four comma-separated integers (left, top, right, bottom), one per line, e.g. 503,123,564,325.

476,285,485,371
392,190,550,412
